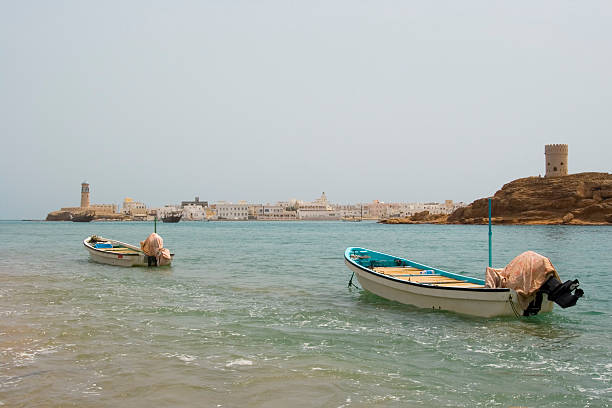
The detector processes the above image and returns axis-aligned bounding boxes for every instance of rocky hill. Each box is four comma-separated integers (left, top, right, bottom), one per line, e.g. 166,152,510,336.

447,172,612,225
379,211,448,224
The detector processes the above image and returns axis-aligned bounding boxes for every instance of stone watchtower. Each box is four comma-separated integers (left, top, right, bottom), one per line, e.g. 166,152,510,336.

545,144,568,177
80,182,90,208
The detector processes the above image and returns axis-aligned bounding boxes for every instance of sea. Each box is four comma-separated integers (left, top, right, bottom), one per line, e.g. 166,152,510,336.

0,220,610,408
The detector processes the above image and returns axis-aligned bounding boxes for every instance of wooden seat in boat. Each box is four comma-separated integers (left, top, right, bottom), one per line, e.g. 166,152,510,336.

373,267,426,275
99,247,140,255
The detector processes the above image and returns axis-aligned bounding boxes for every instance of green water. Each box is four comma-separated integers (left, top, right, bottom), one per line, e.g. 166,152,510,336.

0,221,610,407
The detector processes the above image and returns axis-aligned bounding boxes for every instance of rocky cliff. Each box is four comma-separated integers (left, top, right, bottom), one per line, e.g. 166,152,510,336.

379,211,448,224
45,210,73,221
447,172,612,225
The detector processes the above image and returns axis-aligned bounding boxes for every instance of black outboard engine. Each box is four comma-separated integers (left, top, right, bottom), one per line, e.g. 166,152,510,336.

523,276,584,316
540,276,584,308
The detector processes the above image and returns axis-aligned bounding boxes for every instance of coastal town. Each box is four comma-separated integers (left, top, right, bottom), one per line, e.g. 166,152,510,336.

45,184,465,222
45,145,612,225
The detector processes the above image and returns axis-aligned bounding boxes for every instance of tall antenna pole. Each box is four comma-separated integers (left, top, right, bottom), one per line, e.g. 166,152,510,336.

488,198,492,268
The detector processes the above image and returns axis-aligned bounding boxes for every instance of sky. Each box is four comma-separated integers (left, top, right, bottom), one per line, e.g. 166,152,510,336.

1,1,611,219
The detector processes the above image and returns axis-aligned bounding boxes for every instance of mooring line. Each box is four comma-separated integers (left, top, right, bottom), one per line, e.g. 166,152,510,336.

347,272,360,289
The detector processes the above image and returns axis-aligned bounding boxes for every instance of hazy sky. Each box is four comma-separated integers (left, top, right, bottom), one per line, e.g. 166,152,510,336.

1,1,611,219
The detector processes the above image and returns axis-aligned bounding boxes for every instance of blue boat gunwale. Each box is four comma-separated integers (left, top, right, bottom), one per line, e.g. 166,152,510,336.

344,247,510,293
84,241,141,256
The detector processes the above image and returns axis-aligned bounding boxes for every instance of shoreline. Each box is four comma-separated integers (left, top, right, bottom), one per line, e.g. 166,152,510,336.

4,218,610,226
380,218,612,226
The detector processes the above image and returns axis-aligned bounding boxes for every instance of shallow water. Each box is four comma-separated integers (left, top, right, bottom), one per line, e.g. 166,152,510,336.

0,221,610,407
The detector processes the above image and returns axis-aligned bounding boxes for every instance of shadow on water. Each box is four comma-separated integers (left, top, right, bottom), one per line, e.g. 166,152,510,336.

353,288,420,311
509,311,584,338
351,286,581,342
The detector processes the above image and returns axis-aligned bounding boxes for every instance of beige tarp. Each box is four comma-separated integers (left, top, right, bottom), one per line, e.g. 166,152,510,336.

485,251,560,310
140,233,172,266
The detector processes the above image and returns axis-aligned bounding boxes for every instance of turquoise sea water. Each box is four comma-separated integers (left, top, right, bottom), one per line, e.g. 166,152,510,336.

0,220,610,407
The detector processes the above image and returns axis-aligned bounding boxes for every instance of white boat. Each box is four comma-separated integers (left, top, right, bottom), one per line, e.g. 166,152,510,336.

344,247,583,318
84,235,174,267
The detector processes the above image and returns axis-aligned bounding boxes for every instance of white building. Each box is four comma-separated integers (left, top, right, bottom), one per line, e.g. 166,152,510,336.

122,198,147,218
297,208,340,220
251,204,297,220
331,204,367,218
366,200,466,219
216,203,249,220
182,204,205,221
293,192,339,220
152,205,181,219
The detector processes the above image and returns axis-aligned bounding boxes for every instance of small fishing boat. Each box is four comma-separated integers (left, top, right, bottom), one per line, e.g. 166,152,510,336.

344,247,583,318
341,216,362,222
342,205,363,222
72,212,95,222
84,235,173,267
162,211,182,223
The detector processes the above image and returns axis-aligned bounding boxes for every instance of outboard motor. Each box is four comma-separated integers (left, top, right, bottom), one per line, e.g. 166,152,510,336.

523,276,584,316
539,276,584,308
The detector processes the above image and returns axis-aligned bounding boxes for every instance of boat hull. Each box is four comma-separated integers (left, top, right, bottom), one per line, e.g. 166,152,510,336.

72,213,95,222
345,248,553,318
162,215,182,223
84,237,173,267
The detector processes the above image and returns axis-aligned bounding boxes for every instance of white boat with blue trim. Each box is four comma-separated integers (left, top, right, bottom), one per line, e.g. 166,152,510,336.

344,247,583,318
84,235,174,267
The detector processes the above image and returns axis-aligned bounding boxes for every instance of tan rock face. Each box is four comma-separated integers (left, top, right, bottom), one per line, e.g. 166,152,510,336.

379,211,448,225
448,172,612,225
45,211,72,221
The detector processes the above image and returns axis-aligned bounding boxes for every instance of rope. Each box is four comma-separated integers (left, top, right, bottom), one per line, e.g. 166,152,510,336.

508,293,521,318
347,272,360,289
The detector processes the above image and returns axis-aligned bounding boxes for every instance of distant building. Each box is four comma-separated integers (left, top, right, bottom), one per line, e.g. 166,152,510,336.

216,203,249,220
294,192,339,219
122,198,147,218
81,182,90,208
364,199,465,219
155,205,182,219
88,204,118,215
545,144,568,177
60,182,117,216
331,204,367,218
182,204,205,221
181,196,208,208
297,208,340,220
251,204,297,220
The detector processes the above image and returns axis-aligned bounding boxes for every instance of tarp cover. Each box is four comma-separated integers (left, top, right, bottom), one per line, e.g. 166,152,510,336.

140,233,172,266
485,251,560,311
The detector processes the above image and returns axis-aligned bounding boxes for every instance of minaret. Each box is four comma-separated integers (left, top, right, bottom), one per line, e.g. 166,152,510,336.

545,144,568,177
81,182,90,208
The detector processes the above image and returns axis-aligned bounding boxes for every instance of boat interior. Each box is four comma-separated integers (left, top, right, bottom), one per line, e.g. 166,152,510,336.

88,237,141,256
348,248,485,288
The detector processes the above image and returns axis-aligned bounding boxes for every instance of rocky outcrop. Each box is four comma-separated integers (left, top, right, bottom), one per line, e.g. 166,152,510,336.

380,211,449,224
45,210,129,221
447,172,612,225
45,211,73,221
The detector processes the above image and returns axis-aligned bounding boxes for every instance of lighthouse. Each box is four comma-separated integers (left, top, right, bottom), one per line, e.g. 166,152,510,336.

80,182,90,208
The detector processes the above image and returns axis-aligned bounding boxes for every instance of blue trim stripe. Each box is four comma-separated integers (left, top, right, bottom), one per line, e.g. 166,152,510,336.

344,247,508,292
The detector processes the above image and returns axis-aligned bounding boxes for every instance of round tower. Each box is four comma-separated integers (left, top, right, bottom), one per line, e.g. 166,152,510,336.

544,144,568,177
80,182,90,208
